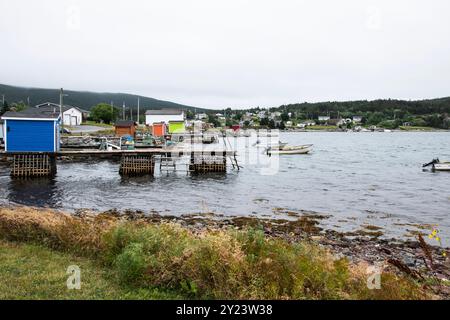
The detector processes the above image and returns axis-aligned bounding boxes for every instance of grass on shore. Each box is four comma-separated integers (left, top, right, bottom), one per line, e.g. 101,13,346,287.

306,125,338,130
399,126,436,131
0,206,431,300
0,240,181,300
81,121,114,128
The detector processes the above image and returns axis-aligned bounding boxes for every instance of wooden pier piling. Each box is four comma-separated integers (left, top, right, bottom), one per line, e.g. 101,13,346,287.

190,154,227,173
11,153,57,178
119,154,155,176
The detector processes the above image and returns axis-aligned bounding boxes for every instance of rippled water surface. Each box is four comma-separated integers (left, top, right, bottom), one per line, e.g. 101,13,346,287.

1,132,449,241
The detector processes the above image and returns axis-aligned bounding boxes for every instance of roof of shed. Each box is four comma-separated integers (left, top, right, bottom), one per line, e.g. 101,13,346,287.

35,102,82,113
1,105,61,119
145,109,183,115
115,120,136,127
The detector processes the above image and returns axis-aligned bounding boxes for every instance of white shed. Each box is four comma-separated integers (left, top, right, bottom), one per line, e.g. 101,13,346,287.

62,107,83,126
145,109,185,125
35,102,83,126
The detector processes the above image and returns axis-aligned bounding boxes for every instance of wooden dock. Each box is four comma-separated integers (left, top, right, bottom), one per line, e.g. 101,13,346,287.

58,148,237,157
0,147,238,177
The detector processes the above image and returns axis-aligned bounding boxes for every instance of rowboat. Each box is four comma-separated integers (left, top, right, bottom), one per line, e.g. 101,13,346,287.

253,140,288,148
422,158,450,171
267,144,313,155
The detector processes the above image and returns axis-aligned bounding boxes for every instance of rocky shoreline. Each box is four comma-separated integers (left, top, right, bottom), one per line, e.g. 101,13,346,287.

69,207,450,297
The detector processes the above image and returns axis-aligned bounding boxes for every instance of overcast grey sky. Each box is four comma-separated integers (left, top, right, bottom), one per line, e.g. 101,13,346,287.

1,0,449,109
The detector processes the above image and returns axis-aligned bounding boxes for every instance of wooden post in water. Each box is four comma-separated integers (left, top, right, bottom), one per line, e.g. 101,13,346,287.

119,154,154,176
11,153,57,178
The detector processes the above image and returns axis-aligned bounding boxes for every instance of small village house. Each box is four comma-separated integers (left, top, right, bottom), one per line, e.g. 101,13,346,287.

114,120,136,137
257,111,267,119
231,124,240,131
318,115,331,121
352,116,363,123
145,109,185,126
152,122,166,137
1,106,61,152
168,120,186,134
36,102,83,126
195,113,208,120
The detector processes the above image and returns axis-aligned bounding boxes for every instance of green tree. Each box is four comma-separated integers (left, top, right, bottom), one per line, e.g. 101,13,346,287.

367,112,385,125
268,119,276,129
10,101,27,112
281,112,289,122
260,117,269,126
90,103,119,124
207,114,221,128
186,110,194,120
0,101,10,115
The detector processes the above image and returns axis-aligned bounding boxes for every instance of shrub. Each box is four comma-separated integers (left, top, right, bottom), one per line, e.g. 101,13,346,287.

0,207,430,300
115,242,147,284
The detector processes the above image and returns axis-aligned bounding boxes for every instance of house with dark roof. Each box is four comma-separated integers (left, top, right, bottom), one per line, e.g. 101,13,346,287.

1,106,61,152
35,102,83,126
145,109,185,126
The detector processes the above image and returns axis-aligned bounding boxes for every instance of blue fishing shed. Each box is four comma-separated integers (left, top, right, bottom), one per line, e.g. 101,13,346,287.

1,106,61,153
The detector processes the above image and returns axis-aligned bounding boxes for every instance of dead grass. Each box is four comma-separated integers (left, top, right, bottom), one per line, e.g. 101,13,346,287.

0,206,431,300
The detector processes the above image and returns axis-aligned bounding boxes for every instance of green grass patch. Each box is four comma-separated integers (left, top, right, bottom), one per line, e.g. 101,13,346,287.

399,126,436,131
82,121,114,128
306,125,338,130
0,240,182,300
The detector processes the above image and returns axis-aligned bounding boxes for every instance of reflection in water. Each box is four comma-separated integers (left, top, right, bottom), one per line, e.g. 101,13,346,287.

8,177,60,207
120,175,155,186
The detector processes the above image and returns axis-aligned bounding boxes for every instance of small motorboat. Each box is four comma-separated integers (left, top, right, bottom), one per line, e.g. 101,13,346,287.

267,144,313,155
267,141,288,149
253,140,287,148
422,158,450,171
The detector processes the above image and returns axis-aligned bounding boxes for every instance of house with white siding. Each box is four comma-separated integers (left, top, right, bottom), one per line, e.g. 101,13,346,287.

145,109,185,125
35,102,83,126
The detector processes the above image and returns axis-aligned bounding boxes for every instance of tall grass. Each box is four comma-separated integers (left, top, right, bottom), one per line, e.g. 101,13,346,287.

0,207,430,300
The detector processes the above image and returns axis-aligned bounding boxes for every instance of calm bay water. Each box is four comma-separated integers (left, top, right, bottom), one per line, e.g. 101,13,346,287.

1,131,449,242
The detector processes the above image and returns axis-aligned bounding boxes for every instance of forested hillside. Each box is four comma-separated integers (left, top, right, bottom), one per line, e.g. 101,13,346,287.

0,83,202,111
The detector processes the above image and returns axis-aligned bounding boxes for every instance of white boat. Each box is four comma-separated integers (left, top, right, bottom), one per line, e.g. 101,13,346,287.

267,144,313,155
434,163,450,171
422,158,450,171
267,141,288,148
253,140,287,148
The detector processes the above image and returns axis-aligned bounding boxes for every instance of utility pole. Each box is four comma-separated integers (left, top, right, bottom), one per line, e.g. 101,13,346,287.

60,88,67,132
137,97,140,124
1,94,4,106
122,102,125,120
111,101,114,124
130,105,133,121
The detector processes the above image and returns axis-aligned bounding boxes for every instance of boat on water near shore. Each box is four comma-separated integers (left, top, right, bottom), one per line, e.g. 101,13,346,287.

422,158,450,171
267,144,313,155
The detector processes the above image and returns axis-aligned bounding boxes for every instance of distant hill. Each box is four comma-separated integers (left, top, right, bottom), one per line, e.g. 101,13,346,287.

0,83,206,112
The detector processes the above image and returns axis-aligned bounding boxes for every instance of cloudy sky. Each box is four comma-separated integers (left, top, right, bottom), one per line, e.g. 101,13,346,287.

1,0,449,109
